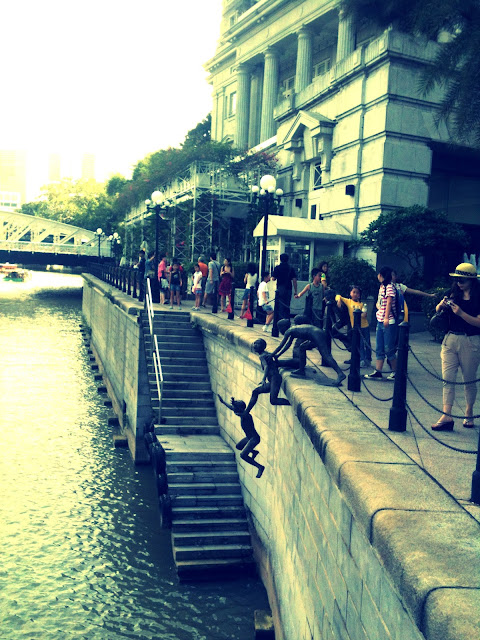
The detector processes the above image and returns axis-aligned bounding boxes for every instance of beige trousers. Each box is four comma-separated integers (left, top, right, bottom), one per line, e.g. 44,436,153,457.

441,333,480,406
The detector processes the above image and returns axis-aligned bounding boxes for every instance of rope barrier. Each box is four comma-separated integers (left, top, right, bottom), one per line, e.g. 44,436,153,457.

360,378,394,402
406,374,480,419
406,403,477,454
409,346,480,385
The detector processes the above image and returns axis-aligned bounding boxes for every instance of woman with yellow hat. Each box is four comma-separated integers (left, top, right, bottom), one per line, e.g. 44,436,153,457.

432,263,480,431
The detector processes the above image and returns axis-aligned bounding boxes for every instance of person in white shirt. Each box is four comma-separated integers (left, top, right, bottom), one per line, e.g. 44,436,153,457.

240,263,259,318
258,272,274,332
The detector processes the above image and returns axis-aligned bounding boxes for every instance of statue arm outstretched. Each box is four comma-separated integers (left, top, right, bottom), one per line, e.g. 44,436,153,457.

273,334,293,358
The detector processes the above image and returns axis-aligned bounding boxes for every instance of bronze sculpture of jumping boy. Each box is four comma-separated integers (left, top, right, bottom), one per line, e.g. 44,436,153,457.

218,395,265,478
245,338,291,414
272,315,346,386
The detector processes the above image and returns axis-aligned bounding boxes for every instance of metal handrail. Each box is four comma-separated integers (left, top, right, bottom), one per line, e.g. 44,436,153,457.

145,279,164,425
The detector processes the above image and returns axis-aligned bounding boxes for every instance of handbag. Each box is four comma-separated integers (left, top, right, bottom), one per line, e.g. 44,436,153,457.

429,310,449,333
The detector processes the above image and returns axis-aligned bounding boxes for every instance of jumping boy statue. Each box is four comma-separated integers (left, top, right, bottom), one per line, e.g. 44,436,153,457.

217,395,265,478
245,338,291,414
272,315,346,386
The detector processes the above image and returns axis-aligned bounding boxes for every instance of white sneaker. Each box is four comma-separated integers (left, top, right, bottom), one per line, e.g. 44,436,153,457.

262,325,268,332
387,372,395,381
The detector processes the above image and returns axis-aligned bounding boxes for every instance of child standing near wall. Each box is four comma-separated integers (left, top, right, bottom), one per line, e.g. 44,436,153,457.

191,264,203,310
336,285,372,368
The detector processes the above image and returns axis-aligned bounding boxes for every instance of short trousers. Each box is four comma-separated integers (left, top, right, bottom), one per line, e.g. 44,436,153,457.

261,304,273,314
242,288,254,300
205,280,218,295
193,287,202,295
170,284,181,293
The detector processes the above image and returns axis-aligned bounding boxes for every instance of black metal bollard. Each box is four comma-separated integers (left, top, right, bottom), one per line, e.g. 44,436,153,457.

471,431,480,504
228,284,235,320
212,282,218,314
132,271,138,299
388,321,409,432
271,291,280,337
324,299,335,356
347,309,362,392
247,286,255,328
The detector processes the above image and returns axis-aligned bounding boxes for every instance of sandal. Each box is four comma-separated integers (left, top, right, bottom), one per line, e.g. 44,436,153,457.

431,420,454,431
463,419,475,429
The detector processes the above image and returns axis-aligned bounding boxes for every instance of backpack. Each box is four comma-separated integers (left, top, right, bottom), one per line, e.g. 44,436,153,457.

393,285,405,324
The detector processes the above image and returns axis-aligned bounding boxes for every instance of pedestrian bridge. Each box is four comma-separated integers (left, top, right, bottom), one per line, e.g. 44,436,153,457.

0,209,111,265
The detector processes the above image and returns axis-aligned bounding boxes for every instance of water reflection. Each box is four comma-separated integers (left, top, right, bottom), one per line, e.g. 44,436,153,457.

0,271,268,639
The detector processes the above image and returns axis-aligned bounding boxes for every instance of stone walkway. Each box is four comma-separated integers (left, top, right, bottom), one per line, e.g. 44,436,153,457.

152,303,480,523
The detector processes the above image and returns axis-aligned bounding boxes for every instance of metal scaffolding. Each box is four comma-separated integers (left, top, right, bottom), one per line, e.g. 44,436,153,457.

124,162,251,261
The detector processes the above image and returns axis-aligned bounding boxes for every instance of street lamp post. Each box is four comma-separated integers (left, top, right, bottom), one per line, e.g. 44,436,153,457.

251,175,283,330
145,191,172,303
96,227,103,258
108,232,121,261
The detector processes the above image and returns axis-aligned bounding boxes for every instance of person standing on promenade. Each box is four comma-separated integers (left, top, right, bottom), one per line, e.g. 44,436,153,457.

336,286,372,368
136,249,146,302
240,263,258,318
219,258,234,312
431,263,480,431
295,267,324,327
272,253,297,322
258,272,274,332
191,263,203,310
204,251,221,309
198,256,208,307
168,259,183,309
158,253,168,305
318,261,329,289
391,269,435,323
365,266,397,381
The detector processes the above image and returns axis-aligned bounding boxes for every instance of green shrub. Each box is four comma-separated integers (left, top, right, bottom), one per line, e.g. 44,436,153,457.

318,256,378,298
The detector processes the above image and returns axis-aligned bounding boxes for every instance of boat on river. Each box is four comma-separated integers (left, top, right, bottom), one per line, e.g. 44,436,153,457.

1,263,31,282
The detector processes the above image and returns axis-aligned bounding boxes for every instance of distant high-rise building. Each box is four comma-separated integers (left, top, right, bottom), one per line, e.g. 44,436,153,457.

48,153,61,182
81,153,95,181
0,150,27,205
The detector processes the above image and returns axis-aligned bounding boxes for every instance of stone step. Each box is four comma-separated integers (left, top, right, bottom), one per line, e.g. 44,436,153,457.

173,530,251,547
175,557,256,580
171,505,246,520
150,371,206,383
168,471,239,484
154,344,205,356
162,402,217,422
155,425,220,436
171,494,244,507
174,543,252,562
154,333,201,344
165,450,234,462
161,412,217,423
168,483,242,497
172,518,248,533
158,365,209,376
151,327,197,336
150,356,208,366
167,460,238,473
158,389,213,400
161,399,215,409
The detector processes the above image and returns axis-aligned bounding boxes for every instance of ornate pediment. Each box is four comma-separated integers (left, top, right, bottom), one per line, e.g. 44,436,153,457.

282,109,335,170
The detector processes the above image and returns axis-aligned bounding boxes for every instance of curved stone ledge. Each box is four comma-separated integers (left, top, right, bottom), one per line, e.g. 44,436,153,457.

193,311,480,640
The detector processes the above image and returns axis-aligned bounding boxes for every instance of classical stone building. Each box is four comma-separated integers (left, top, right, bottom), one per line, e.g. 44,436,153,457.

205,0,480,274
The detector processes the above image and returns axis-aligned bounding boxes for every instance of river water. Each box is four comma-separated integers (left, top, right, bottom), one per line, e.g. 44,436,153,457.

0,270,269,640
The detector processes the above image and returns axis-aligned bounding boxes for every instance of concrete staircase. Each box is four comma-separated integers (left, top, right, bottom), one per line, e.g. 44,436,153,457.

142,309,255,580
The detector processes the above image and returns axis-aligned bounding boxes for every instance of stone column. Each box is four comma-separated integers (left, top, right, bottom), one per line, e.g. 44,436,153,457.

260,48,279,142
336,9,355,61
217,87,225,141
211,91,218,141
295,27,313,94
248,68,263,149
235,64,251,150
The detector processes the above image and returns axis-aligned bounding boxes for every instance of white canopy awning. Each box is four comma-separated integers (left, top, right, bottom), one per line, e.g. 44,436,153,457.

253,215,351,241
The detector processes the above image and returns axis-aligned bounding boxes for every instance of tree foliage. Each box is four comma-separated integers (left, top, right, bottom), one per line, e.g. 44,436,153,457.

21,178,122,233
320,256,378,298
342,0,480,143
355,206,467,273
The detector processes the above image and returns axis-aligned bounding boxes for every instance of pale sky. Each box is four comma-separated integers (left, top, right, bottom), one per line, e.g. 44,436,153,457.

1,0,224,198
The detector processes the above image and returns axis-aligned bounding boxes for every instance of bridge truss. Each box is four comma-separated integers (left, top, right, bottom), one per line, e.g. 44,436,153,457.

0,209,110,257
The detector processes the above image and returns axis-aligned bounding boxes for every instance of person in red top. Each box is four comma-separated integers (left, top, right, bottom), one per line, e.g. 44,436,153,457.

197,256,208,307
365,266,397,381
157,254,167,305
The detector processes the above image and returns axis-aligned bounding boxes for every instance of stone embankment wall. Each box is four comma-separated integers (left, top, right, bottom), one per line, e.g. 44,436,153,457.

82,274,149,462
193,314,480,640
